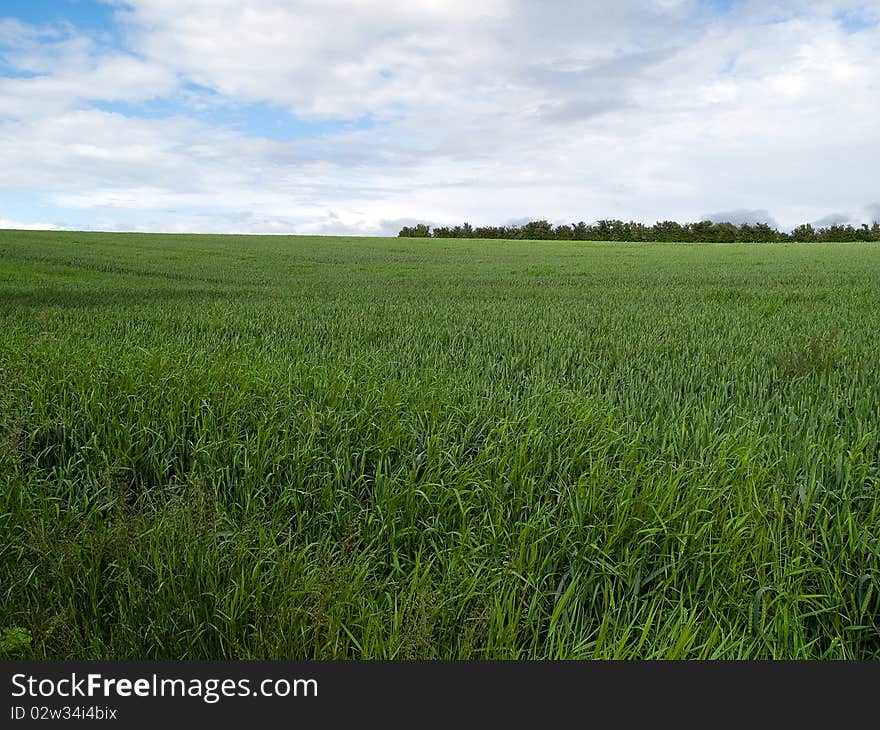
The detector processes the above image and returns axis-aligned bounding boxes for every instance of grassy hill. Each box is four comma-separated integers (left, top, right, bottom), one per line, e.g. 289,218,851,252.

2,230,878,658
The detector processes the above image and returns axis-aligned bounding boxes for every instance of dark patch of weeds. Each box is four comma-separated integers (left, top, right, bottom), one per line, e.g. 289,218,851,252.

774,332,838,377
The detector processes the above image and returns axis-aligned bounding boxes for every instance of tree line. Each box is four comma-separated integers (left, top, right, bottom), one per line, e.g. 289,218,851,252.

398,219,880,242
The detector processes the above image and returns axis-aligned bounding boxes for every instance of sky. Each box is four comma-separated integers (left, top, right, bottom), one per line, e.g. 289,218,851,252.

0,0,879,235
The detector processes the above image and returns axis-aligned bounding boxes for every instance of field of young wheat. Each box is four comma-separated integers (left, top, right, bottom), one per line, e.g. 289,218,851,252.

1,230,878,659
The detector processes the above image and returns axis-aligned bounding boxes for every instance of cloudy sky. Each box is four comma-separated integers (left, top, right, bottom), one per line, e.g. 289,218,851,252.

1,0,879,234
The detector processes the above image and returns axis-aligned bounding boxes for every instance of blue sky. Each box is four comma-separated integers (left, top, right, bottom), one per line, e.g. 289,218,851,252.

1,0,879,234
93,94,376,143
0,1,369,141
1,0,117,30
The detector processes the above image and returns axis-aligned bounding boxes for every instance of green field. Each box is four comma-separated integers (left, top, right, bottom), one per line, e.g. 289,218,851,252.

1,230,879,659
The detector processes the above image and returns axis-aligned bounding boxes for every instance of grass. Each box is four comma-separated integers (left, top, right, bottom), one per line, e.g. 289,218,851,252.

1,229,878,659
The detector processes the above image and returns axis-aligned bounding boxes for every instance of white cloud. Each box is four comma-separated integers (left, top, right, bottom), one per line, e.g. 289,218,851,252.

0,22,177,119
0,218,60,230
1,1,880,232
702,209,779,227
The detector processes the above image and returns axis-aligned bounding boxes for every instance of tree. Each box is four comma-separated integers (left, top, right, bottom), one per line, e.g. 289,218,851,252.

554,224,573,240
399,216,873,243
791,224,816,242
521,220,554,240
714,222,738,243
398,224,431,237
753,222,775,242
